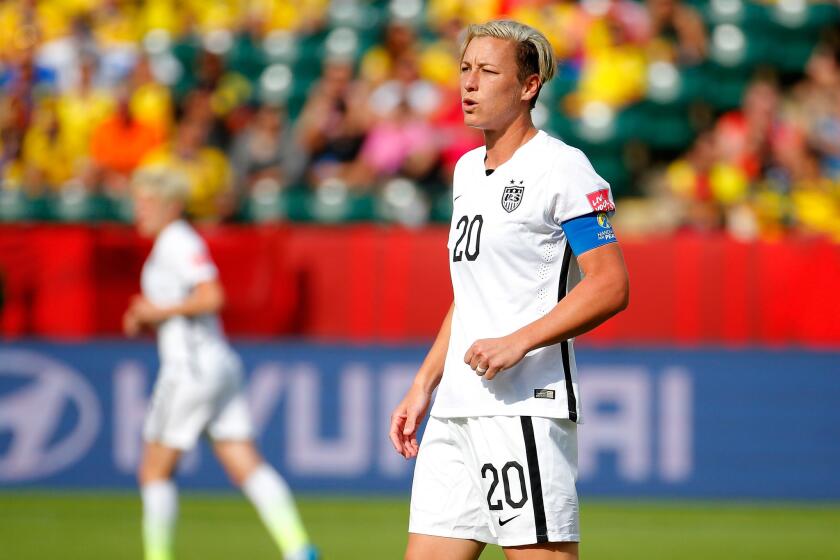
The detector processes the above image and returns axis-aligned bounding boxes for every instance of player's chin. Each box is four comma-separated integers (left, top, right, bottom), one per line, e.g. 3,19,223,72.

462,111,482,128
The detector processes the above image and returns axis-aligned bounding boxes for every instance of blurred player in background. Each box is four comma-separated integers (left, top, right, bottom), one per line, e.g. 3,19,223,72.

123,165,318,560
390,21,630,560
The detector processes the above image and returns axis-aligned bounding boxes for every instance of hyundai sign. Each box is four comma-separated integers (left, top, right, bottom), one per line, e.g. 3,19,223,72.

0,342,838,499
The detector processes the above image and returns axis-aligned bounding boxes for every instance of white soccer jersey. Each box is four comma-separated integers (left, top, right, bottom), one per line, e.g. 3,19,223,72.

141,219,231,369
431,130,616,421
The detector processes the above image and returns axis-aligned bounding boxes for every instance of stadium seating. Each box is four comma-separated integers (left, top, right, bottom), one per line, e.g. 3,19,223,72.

0,0,837,235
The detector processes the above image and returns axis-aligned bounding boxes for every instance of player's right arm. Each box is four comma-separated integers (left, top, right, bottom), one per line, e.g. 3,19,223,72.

127,279,224,329
389,302,453,459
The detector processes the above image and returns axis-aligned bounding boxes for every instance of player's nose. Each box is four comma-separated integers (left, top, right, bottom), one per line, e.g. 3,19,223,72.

462,70,479,92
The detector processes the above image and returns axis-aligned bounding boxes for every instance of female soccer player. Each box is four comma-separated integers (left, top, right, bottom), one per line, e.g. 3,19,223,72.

123,165,317,560
389,21,630,560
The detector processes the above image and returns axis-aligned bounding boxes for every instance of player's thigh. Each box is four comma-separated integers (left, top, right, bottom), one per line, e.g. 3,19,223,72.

138,441,182,484
206,388,253,444
144,368,220,450
503,541,579,560
409,417,495,544
405,533,485,560
212,439,262,487
468,416,579,547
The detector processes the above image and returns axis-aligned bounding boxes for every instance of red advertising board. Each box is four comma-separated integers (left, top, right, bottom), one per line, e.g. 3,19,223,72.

0,225,837,346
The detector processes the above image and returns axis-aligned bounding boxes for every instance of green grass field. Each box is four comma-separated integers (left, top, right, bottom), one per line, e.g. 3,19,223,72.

2,492,839,559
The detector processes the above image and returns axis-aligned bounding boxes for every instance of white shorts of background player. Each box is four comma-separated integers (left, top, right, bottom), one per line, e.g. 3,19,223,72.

143,349,253,450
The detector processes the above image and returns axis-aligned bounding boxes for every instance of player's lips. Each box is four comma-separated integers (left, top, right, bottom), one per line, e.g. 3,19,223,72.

462,98,478,110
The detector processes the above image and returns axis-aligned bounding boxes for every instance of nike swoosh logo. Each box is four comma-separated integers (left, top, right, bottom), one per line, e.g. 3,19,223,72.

498,515,520,526
453,195,462,202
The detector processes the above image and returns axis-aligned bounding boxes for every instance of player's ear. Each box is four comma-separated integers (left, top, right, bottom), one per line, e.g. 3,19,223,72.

521,74,541,103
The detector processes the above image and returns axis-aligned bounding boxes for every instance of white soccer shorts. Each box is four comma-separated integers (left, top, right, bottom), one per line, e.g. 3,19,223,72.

143,354,253,450
409,415,579,547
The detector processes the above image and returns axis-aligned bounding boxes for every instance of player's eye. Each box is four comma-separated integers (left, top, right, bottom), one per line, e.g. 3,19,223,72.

460,65,469,73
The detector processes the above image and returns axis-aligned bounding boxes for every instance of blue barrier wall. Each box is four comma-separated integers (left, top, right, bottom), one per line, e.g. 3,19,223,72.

0,342,838,499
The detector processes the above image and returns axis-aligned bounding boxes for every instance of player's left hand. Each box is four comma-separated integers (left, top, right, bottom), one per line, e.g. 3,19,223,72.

464,334,529,380
129,295,168,325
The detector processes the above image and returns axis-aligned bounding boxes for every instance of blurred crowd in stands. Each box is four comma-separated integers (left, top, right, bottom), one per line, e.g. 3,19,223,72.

0,0,838,240
650,43,840,241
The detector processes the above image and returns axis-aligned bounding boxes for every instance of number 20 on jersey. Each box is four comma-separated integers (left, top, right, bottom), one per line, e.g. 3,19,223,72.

452,215,483,262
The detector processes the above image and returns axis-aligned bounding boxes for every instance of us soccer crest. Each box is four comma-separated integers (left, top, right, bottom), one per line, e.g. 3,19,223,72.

502,179,524,213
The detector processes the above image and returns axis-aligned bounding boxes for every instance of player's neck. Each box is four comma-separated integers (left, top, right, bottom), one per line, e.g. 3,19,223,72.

482,116,537,171
154,216,181,238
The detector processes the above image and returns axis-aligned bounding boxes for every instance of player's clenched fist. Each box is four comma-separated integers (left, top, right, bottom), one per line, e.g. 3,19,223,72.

463,335,528,380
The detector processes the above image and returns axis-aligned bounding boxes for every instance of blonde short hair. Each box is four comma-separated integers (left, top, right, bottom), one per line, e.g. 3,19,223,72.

131,164,190,203
460,20,556,108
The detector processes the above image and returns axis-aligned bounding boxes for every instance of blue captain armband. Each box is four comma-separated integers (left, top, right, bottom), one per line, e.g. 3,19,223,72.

561,212,617,255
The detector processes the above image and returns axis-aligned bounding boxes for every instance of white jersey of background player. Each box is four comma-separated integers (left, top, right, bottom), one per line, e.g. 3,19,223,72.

124,165,318,560
389,21,630,560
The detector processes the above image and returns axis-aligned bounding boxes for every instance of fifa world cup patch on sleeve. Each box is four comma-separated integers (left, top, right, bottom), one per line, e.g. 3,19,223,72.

534,389,555,399
595,212,616,242
586,189,615,212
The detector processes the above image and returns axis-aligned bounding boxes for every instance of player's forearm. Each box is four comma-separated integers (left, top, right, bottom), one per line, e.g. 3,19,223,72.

514,271,628,352
412,303,454,393
162,282,225,319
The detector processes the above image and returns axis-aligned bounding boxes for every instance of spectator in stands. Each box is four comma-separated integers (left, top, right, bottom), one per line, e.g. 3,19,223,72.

91,0,142,66
20,98,79,193
143,117,234,221
178,87,231,151
0,101,24,190
661,82,790,238
763,129,839,240
792,44,840,180
174,47,253,155
171,47,226,106
129,55,174,134
37,13,100,93
660,66,840,241
296,57,370,187
0,46,55,110
230,102,305,194
360,19,420,85
715,80,784,181
345,53,441,190
0,0,836,237
56,54,114,169
663,130,729,231
643,0,707,64
89,86,164,194
417,15,462,88
567,7,648,115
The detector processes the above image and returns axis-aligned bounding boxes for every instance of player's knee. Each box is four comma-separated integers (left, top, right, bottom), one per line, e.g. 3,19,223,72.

137,467,170,487
403,539,438,560
137,460,175,486
214,441,262,487
222,465,247,488
220,458,252,488
228,458,264,487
